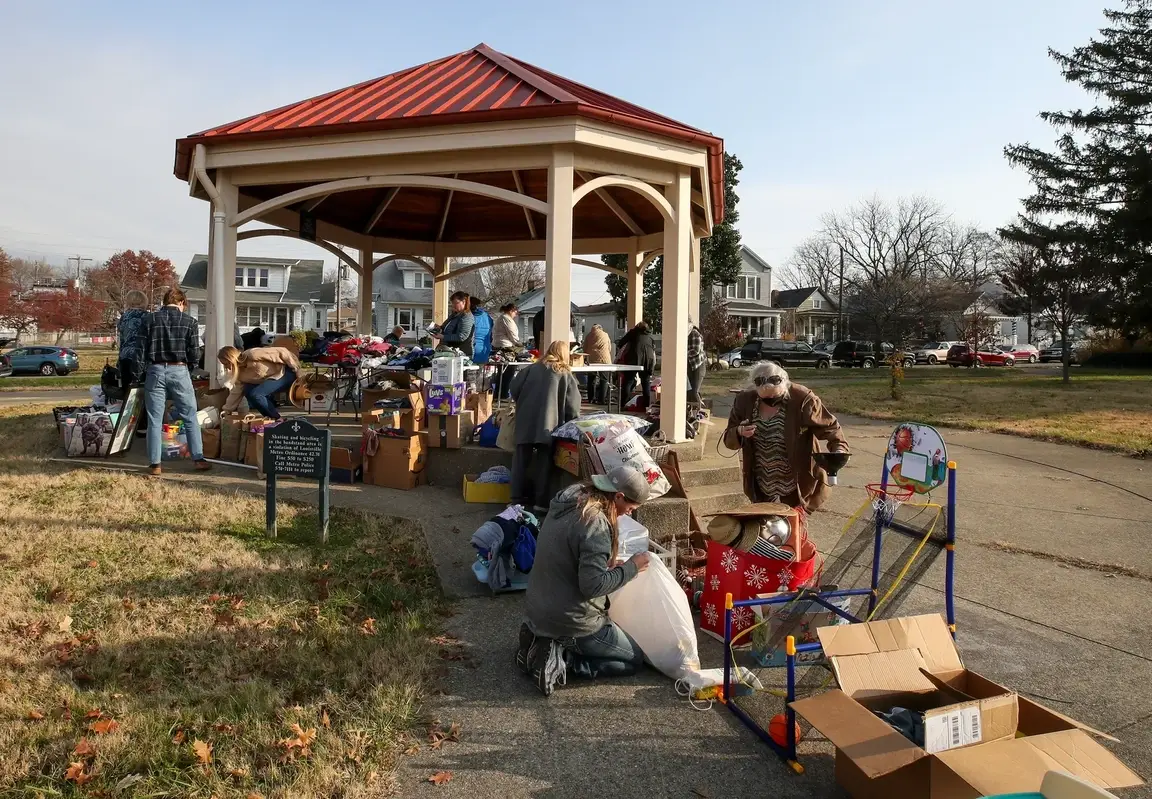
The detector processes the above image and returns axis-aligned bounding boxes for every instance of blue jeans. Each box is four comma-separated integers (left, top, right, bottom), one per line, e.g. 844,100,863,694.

144,364,203,465
569,621,645,679
243,368,296,419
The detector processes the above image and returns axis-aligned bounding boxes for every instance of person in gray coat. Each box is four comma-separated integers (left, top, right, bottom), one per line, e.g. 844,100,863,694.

508,340,582,513
516,464,652,696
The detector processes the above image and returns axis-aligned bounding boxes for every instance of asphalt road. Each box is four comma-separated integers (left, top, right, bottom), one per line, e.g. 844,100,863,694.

0,390,92,406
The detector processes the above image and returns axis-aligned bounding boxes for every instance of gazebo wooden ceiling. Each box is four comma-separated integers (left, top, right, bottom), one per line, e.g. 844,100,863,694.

174,43,723,245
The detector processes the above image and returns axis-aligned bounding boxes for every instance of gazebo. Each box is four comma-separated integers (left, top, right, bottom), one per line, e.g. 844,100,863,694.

173,43,725,441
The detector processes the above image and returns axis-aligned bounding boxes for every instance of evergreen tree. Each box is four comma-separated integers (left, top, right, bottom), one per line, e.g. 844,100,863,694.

602,152,744,333
1002,1,1152,339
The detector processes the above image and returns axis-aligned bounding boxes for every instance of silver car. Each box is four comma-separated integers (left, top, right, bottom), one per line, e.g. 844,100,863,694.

913,341,955,365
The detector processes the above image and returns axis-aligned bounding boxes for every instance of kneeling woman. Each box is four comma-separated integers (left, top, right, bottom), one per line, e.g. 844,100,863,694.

517,465,652,696
217,345,300,419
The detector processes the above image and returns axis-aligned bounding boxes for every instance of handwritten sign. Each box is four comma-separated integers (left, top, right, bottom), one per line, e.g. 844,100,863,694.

263,418,331,542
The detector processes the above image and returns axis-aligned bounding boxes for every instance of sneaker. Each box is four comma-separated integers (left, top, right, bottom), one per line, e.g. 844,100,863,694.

515,623,536,675
530,638,567,697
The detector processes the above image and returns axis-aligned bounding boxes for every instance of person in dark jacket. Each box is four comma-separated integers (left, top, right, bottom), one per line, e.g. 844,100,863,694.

516,464,652,696
433,291,474,356
532,308,545,350
508,340,582,513
117,290,149,390
470,296,493,364
617,321,657,410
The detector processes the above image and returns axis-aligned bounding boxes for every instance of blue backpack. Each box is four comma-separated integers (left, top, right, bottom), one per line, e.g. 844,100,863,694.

477,417,500,447
511,525,537,573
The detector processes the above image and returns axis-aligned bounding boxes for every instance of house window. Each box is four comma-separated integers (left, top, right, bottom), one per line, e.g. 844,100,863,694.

395,307,415,332
315,310,323,329
615,316,625,332
812,297,824,310
259,268,269,288
235,268,244,287
725,276,761,300
420,272,433,289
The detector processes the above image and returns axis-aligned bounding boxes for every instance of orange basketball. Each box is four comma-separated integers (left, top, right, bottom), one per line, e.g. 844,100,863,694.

769,713,802,747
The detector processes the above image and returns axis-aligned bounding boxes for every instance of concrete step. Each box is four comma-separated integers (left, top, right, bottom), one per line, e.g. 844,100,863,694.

634,495,690,542
677,454,743,488
684,481,749,519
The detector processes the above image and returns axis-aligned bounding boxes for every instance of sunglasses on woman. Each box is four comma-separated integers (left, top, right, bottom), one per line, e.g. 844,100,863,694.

754,375,784,387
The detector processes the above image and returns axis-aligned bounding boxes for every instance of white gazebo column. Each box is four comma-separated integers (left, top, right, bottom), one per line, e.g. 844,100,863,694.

208,172,238,386
433,255,449,324
689,235,702,325
544,148,574,349
358,249,374,336
627,248,644,329
660,168,692,442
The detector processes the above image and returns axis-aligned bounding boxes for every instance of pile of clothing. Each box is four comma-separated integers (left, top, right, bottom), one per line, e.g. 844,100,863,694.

488,349,534,366
470,505,540,593
383,346,438,371
474,465,510,484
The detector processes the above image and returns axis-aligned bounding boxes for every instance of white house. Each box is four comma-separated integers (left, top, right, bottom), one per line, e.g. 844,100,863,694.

373,257,433,340
577,301,627,342
707,246,784,339
181,255,335,335
773,287,841,343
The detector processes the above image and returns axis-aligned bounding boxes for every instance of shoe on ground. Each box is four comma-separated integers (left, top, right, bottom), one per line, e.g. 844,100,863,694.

515,623,536,676
194,460,212,472
530,637,567,697
148,464,162,477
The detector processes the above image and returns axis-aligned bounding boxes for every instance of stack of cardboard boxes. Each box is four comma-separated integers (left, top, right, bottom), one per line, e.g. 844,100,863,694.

789,614,1142,798
361,375,428,490
426,355,475,450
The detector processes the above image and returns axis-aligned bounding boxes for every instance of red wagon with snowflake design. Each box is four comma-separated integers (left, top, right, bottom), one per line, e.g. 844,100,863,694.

698,540,819,642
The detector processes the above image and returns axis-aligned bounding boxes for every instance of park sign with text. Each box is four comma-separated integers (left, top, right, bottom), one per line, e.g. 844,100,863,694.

263,418,331,542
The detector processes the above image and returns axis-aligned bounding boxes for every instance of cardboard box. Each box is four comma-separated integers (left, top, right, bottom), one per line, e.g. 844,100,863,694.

465,391,493,425
570,353,586,367
366,433,427,490
791,614,1141,798
201,427,221,459
197,388,230,411
426,382,466,415
428,410,474,449
553,439,580,476
362,408,401,429
431,355,465,385
463,473,512,504
329,446,362,484
379,387,425,427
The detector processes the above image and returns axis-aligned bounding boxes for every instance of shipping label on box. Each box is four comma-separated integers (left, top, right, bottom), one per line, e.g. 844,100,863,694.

426,382,466,415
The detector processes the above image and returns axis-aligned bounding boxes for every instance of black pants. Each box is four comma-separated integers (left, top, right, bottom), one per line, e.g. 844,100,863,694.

511,443,553,510
619,370,651,409
688,364,706,404
586,371,609,405
119,358,147,431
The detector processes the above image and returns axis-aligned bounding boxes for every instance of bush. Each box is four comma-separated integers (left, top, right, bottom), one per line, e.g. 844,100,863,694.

288,329,308,350
304,330,319,345
1082,350,1152,369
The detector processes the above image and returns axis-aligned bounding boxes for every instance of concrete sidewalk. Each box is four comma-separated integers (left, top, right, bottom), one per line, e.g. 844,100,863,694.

68,416,1152,798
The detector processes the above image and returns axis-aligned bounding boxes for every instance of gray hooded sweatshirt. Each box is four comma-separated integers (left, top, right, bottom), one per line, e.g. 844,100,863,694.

523,484,640,639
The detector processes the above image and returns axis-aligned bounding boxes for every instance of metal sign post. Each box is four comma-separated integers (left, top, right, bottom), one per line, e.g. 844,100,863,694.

263,418,332,543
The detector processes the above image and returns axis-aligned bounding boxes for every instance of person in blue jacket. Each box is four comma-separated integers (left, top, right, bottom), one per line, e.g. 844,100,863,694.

470,296,493,364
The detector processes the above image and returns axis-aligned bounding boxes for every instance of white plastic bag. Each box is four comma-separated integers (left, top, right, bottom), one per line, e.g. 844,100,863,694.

609,556,723,689
595,425,670,499
196,406,220,430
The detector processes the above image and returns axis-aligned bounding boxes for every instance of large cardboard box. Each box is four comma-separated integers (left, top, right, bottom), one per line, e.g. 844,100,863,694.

380,387,425,428
431,355,465,385
465,391,493,425
791,614,1141,798
329,446,362,484
366,433,427,490
427,411,474,449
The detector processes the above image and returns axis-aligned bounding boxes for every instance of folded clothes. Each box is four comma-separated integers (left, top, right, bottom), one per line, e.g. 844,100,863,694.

475,465,511,484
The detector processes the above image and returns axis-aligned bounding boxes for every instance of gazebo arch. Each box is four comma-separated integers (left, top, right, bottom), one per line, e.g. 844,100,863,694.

237,228,360,273
175,42,724,441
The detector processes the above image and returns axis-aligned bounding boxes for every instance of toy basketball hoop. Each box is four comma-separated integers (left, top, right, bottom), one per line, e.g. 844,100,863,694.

866,483,914,527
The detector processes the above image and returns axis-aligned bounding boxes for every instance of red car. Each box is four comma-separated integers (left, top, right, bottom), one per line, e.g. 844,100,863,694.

946,343,1015,367
997,344,1040,364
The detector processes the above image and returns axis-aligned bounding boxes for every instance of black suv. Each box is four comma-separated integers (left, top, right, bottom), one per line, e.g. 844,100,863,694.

832,341,914,369
738,339,831,369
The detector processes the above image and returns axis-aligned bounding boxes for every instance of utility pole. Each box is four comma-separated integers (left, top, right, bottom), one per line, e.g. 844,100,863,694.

67,255,93,345
837,246,845,341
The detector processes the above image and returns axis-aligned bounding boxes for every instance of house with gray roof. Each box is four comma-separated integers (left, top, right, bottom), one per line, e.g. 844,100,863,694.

705,245,784,339
181,255,336,335
373,258,434,341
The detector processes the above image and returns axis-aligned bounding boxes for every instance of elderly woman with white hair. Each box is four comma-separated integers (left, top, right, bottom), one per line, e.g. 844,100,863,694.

722,361,849,511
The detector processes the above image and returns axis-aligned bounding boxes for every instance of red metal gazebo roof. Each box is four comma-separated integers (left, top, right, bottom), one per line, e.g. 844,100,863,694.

174,44,724,222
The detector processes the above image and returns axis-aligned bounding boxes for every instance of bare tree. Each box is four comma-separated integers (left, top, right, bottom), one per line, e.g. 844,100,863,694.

450,258,544,309
784,235,839,292
995,237,1044,344
323,266,358,309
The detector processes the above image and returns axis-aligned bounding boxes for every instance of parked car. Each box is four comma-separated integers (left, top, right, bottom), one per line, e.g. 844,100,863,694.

738,339,831,368
1039,340,1087,364
718,348,743,368
997,344,1040,364
0,346,80,376
912,341,955,365
0,359,11,378
946,343,1014,367
813,341,837,354
832,341,914,369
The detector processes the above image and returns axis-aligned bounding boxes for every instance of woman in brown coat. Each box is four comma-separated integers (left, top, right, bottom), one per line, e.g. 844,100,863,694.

722,361,848,511
581,324,613,405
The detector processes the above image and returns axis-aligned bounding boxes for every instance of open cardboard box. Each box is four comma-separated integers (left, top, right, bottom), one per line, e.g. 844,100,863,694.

791,614,1141,799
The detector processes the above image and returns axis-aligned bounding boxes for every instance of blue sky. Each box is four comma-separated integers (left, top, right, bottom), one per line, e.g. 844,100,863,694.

0,0,1107,303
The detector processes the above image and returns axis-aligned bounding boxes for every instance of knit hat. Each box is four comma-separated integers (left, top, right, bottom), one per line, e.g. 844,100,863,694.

591,465,650,504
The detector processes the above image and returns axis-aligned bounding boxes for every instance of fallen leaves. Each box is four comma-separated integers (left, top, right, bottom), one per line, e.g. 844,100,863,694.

192,738,213,765
320,708,331,729
65,761,94,785
58,615,73,633
428,771,453,786
278,723,317,762
84,709,103,720
172,729,186,745
26,709,45,720
86,560,99,569
121,597,135,611
72,737,97,757
47,586,70,604
359,618,376,636
90,718,120,735
427,721,462,751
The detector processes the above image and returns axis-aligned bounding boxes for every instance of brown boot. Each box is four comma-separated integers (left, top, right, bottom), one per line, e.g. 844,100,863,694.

194,460,212,472
148,464,162,477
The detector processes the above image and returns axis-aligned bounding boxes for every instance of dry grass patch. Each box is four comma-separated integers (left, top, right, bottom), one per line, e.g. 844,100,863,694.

0,405,450,797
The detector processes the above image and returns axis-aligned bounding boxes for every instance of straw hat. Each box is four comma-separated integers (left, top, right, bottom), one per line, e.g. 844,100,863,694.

288,376,312,409
706,514,743,546
732,519,765,552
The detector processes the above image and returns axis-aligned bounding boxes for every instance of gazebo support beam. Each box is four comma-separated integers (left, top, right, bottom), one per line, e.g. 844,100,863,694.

660,168,691,442
364,188,400,234
433,255,449,324
627,247,644,329
512,171,537,238
359,249,375,336
543,149,574,350
689,235,702,324
575,170,643,236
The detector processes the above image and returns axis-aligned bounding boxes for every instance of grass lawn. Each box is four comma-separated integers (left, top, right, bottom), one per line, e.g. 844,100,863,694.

705,367,1152,455
0,375,97,390
0,405,451,797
